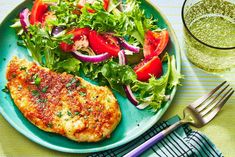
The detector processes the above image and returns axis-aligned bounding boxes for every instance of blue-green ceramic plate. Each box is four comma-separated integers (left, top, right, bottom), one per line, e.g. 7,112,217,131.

0,0,181,153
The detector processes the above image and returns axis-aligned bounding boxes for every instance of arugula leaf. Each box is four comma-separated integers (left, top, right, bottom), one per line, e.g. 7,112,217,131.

20,23,73,68
53,58,81,74
78,4,121,33
81,60,137,95
100,61,137,95
168,56,183,89
81,62,105,80
50,1,80,27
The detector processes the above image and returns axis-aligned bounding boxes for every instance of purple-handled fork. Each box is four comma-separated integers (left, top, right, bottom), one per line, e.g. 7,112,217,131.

124,81,234,157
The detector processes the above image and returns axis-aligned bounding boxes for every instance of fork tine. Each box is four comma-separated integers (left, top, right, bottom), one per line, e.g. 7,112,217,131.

196,84,229,112
200,87,233,116
203,89,234,124
189,81,227,108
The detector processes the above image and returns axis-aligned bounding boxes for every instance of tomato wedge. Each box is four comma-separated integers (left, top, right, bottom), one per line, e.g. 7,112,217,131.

143,30,169,59
103,0,109,10
134,56,163,82
30,0,48,25
77,0,109,12
88,30,120,57
60,42,74,52
60,28,90,52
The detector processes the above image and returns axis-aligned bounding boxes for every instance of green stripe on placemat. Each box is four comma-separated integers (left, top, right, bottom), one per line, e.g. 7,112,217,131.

89,116,223,157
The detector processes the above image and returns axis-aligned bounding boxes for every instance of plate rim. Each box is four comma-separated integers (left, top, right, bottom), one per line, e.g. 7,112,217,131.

0,0,181,153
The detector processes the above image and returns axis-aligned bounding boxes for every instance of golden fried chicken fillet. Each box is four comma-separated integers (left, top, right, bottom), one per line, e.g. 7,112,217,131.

6,57,121,142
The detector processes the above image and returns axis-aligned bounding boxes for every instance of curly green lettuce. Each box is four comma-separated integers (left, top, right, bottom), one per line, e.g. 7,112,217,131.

11,0,182,111
132,54,182,111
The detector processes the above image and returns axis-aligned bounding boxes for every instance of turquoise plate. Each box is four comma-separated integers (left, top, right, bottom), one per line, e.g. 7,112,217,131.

0,0,181,153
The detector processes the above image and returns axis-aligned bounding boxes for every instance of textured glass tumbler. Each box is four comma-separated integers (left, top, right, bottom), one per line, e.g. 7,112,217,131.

182,0,235,72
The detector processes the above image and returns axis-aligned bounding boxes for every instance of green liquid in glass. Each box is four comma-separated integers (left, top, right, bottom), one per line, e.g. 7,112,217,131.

190,15,235,48
184,0,235,72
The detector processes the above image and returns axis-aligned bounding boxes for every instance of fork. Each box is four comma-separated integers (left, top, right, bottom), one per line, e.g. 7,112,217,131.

124,81,234,157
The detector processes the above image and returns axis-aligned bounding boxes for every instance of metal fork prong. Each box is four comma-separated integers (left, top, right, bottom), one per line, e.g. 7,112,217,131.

125,82,234,157
196,84,230,113
200,87,233,116
189,81,227,108
203,89,234,124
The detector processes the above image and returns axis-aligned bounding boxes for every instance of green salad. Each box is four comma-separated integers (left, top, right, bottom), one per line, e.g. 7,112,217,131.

12,0,182,111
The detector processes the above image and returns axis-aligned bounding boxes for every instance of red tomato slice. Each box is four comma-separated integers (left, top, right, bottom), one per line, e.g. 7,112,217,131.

143,30,169,59
103,0,109,10
134,56,163,82
77,0,109,12
88,30,120,57
68,28,90,40
60,42,73,52
30,0,48,25
60,28,90,52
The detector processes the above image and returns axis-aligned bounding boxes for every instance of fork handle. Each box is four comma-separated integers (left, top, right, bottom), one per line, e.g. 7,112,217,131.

124,121,183,157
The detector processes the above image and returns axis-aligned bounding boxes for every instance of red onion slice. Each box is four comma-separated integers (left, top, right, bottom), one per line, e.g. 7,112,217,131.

123,85,139,106
118,50,143,108
72,51,110,63
51,26,66,36
118,50,126,65
119,38,140,53
124,85,150,109
136,103,149,110
19,8,30,32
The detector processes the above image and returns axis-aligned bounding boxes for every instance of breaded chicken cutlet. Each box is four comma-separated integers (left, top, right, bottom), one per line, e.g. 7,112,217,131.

6,57,121,142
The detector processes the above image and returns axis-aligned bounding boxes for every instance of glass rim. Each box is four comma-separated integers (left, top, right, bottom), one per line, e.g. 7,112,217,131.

181,0,235,50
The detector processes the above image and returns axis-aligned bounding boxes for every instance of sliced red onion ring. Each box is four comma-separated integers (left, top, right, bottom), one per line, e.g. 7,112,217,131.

119,38,140,53
119,50,142,108
136,103,149,110
72,51,110,63
19,8,30,32
51,26,66,36
124,85,150,110
123,85,139,106
118,50,126,65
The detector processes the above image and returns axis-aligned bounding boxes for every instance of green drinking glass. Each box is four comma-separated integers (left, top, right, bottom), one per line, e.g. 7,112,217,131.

182,0,235,72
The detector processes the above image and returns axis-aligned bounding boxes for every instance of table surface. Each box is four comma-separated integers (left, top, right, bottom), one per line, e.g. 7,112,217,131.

0,0,235,156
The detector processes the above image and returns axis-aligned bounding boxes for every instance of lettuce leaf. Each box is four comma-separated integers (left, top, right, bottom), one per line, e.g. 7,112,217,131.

81,60,137,95
53,58,81,74
77,0,157,45
100,61,137,95
132,54,182,111
11,0,182,112
168,56,183,89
